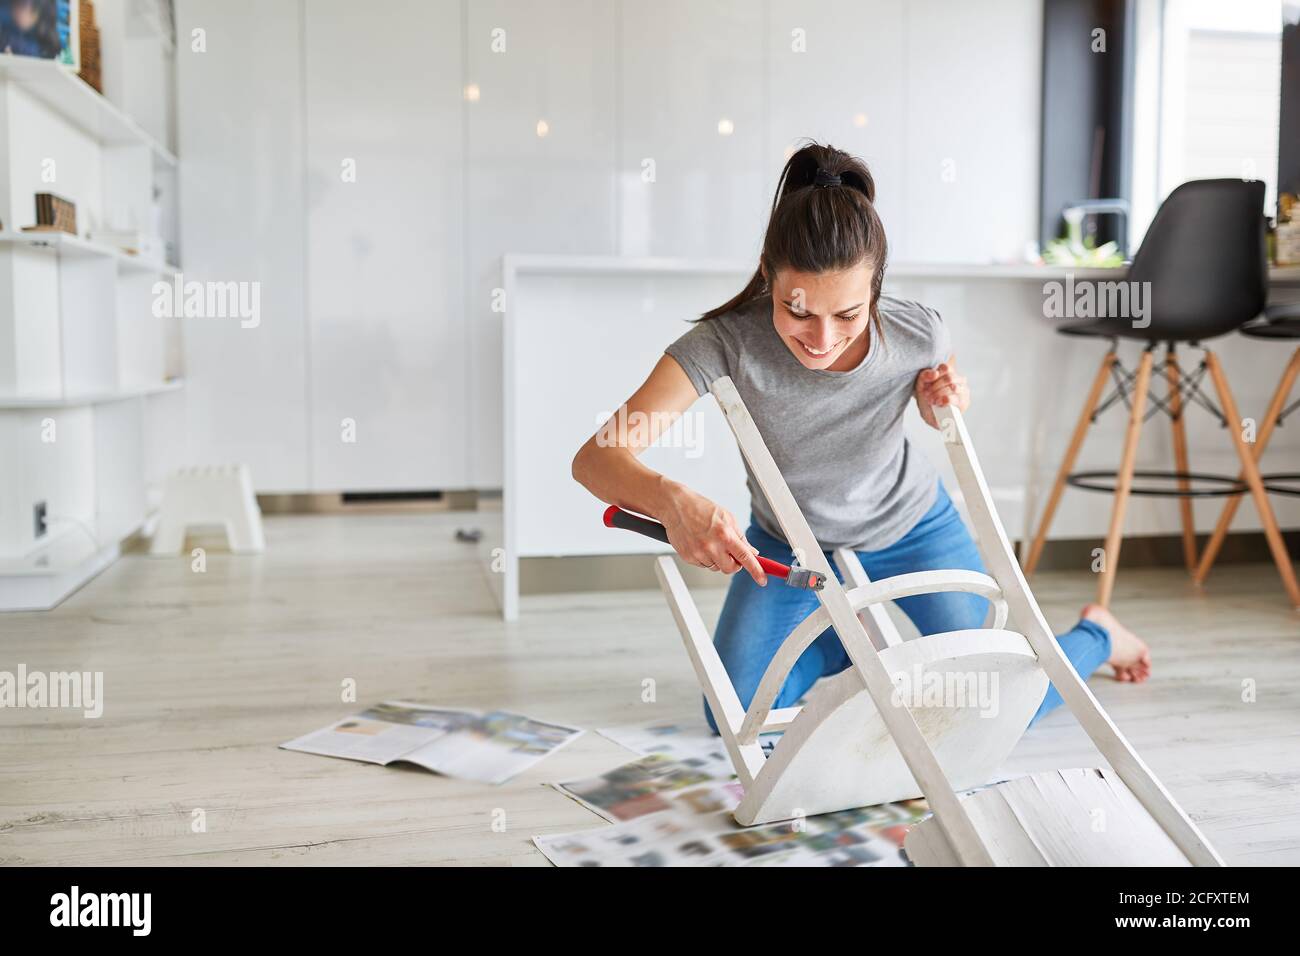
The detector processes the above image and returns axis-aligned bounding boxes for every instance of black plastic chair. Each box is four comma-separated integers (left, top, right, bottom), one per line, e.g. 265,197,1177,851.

1022,179,1300,608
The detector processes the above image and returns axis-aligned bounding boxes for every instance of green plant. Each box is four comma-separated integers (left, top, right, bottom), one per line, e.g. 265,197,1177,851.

1041,235,1125,267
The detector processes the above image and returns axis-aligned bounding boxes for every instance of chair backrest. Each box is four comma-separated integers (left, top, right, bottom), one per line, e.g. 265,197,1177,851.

930,402,1223,865
1126,179,1267,340
708,376,999,865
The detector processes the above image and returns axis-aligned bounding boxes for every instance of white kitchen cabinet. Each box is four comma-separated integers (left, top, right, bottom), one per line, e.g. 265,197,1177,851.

304,0,468,491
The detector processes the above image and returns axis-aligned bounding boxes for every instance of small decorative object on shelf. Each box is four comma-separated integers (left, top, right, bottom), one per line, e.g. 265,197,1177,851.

1277,193,1300,266
78,0,101,93
23,192,77,235
87,228,165,262
0,0,79,66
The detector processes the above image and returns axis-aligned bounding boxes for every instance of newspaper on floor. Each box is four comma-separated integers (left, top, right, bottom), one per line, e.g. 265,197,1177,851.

281,701,583,785
548,716,1020,866
537,773,927,867
597,718,781,776
556,752,723,822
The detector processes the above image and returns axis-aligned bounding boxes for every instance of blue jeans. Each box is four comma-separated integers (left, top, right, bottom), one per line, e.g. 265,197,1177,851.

705,483,1110,733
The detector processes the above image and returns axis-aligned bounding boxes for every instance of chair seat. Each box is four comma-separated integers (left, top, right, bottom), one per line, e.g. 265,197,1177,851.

1056,319,1120,339
1266,300,1300,321
1241,306,1300,339
733,628,1048,825
1056,317,1238,342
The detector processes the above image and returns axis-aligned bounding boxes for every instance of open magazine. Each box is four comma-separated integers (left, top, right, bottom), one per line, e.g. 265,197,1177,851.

540,760,926,867
282,701,583,785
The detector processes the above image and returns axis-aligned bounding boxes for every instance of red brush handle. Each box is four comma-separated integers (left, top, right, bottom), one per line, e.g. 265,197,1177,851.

602,505,791,577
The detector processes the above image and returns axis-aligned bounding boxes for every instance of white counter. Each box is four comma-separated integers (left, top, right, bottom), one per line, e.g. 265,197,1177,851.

487,255,1300,619
502,254,1300,283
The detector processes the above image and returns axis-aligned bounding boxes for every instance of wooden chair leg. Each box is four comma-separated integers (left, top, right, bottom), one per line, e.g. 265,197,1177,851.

1166,348,1197,572
1023,349,1117,575
1097,348,1155,607
1202,350,1300,608
1195,347,1300,585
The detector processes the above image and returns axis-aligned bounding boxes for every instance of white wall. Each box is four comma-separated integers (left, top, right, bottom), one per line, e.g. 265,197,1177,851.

304,0,468,491
175,0,1044,493
175,0,310,491
465,0,619,487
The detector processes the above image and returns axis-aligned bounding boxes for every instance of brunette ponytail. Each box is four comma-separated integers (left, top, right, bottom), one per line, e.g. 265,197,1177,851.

700,141,888,337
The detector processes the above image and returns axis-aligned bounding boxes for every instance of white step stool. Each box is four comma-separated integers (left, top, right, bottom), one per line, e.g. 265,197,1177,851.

150,465,265,555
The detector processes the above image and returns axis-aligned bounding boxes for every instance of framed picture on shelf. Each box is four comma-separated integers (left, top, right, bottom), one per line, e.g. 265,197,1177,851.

0,0,80,69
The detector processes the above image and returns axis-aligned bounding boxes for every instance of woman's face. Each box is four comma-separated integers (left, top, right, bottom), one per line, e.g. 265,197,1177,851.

13,1,39,31
768,263,874,372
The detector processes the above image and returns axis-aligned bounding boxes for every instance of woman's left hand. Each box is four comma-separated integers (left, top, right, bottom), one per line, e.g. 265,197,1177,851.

915,355,970,429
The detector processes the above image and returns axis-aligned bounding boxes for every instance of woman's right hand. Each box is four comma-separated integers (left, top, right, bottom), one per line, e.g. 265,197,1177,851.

571,355,767,585
660,488,768,586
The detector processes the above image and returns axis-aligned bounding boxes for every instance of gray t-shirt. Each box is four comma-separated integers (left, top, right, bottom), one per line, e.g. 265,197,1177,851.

665,293,950,552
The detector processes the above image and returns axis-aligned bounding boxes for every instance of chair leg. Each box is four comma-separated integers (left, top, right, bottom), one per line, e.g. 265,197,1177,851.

1023,349,1117,575
1202,350,1300,608
1195,346,1300,585
653,556,768,783
1097,348,1155,607
832,548,903,650
1166,347,1197,572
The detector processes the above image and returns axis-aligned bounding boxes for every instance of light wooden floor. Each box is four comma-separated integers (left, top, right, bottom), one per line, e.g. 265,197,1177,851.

2,512,1298,866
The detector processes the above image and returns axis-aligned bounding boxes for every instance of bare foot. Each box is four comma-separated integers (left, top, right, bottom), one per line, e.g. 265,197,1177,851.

1081,603,1151,684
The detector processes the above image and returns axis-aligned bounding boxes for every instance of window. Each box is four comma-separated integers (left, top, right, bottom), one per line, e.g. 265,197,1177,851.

1157,0,1282,212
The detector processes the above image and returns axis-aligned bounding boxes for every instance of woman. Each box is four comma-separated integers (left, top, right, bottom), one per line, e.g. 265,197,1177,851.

572,143,1150,732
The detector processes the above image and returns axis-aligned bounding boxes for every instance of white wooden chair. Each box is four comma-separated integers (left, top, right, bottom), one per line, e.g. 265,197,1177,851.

654,376,1223,866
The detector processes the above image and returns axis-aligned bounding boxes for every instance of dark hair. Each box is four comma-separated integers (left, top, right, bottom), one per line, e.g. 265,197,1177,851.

16,0,62,58
700,142,888,337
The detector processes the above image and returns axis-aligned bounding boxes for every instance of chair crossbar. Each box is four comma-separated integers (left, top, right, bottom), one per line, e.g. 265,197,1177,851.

1278,393,1300,426
761,706,801,734
1093,348,1225,426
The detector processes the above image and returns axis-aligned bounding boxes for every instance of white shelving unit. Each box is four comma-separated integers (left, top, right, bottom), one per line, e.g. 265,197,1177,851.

0,10,182,611
0,53,175,161
0,229,178,273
